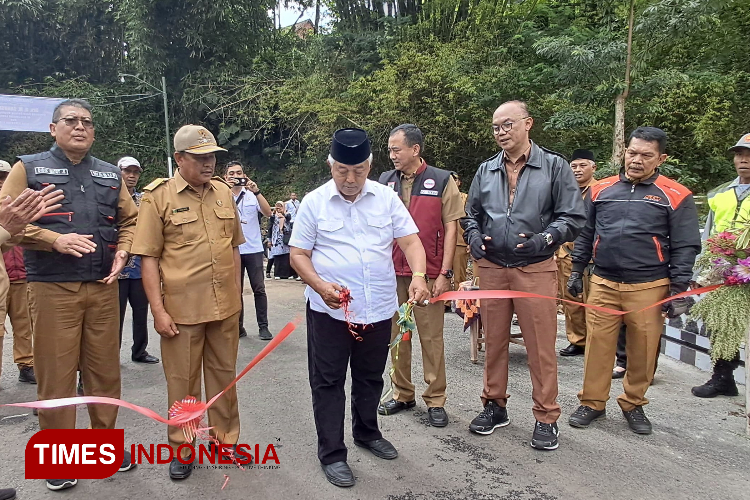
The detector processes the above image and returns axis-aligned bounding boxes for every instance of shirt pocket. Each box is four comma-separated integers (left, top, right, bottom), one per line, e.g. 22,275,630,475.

367,215,393,244
169,210,201,244
214,207,236,238
318,219,344,232
92,176,120,208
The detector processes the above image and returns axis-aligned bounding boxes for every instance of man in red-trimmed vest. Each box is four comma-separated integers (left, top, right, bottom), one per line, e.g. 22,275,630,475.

568,127,701,435
377,124,465,427
0,160,35,384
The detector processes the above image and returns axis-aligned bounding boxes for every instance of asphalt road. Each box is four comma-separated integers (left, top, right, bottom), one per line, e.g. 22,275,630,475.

1,277,749,499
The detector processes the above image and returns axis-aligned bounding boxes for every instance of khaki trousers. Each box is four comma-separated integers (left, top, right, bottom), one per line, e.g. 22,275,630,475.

30,281,121,430
477,258,560,423
163,312,241,457
390,276,447,407
578,276,669,411
7,280,33,368
556,257,588,346
453,245,469,288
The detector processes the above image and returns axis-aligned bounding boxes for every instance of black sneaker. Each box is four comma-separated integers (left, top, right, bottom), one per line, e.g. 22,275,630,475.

119,450,136,472
259,327,273,341
46,479,77,491
568,405,606,428
377,399,416,415
530,421,559,450
469,401,509,435
19,366,36,384
622,406,652,434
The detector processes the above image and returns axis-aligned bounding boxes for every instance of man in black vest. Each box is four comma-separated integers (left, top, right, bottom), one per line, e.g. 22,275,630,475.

1,98,139,492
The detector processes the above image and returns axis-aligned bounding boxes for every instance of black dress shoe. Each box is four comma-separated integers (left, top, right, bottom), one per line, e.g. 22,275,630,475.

321,461,355,487
18,366,36,384
0,488,16,500
133,353,159,364
612,368,626,379
427,407,449,427
169,454,194,480
239,327,248,338
559,344,585,357
377,398,416,415
353,438,398,460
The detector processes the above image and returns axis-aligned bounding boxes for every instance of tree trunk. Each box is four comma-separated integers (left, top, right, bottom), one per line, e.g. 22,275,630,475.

314,0,321,33
611,0,635,167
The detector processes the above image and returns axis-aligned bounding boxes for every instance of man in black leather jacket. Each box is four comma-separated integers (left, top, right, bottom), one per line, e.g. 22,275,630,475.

461,100,586,451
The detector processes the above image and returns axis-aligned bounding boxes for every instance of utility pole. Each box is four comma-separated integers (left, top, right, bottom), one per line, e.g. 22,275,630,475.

161,77,173,177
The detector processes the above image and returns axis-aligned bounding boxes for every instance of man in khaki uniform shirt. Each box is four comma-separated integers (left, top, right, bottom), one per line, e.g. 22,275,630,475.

377,124,465,427
557,149,597,357
131,125,245,481
450,172,469,289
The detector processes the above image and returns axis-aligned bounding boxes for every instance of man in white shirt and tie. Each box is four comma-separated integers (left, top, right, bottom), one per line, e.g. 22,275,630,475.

224,161,274,340
290,128,430,488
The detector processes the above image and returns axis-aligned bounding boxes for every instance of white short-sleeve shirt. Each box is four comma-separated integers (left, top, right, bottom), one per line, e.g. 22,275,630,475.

235,190,264,254
289,179,419,324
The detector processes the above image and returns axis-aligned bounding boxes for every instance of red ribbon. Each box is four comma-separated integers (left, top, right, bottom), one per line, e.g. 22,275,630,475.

3,320,298,427
431,284,722,316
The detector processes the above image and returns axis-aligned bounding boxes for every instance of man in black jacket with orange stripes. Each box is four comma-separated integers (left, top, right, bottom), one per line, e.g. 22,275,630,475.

567,127,701,435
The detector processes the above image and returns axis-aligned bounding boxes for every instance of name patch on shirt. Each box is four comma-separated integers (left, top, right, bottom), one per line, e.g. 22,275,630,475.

420,189,438,196
387,181,396,190
90,170,119,179
34,167,68,175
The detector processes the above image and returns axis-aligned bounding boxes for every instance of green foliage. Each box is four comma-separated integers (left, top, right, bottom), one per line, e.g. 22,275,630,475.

1,0,749,200
690,285,750,362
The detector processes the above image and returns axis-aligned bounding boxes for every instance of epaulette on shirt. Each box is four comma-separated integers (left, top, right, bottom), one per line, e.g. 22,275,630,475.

143,178,167,192
211,176,233,189
539,146,568,162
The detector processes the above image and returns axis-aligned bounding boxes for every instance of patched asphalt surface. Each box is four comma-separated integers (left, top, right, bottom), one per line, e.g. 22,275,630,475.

1,278,749,499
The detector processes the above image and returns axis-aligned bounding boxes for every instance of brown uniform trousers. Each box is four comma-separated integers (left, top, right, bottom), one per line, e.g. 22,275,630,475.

579,276,669,411
556,256,588,346
163,312,241,457
0,280,33,379
453,247,469,288
391,276,447,406
6,280,34,368
30,281,121,430
477,258,560,423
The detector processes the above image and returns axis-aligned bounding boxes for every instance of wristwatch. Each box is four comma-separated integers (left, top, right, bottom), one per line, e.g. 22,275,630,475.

542,232,554,246
440,269,454,279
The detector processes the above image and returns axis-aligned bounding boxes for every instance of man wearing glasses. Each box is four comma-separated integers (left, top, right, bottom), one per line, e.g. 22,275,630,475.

0,98,139,491
461,100,585,451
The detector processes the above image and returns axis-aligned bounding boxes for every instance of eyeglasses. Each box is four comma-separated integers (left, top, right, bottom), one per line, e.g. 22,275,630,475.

491,117,528,135
57,116,94,129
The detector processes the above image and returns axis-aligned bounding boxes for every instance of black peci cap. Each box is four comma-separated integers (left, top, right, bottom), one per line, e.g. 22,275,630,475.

330,128,371,165
571,149,595,162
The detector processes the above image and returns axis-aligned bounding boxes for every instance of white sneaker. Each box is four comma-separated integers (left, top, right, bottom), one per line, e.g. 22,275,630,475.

274,277,281,280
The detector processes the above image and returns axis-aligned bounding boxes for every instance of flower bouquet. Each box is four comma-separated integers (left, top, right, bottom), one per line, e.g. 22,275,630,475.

692,228,750,361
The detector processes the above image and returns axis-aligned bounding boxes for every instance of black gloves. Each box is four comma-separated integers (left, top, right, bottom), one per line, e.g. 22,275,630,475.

566,272,584,296
467,231,489,260
513,232,548,256
662,284,691,318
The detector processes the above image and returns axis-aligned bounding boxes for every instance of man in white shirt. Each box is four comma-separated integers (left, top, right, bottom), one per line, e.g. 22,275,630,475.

290,128,430,488
285,192,300,221
224,161,273,340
